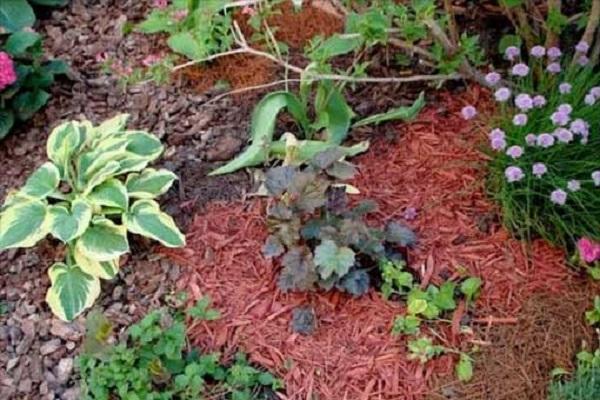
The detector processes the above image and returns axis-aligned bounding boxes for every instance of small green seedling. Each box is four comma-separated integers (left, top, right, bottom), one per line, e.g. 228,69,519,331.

187,295,221,321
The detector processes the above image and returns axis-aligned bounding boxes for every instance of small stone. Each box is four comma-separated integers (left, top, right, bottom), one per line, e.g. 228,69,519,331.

39,381,49,395
61,387,80,400
50,321,83,341
40,339,62,355
6,357,19,371
18,378,32,393
66,341,76,351
55,358,73,384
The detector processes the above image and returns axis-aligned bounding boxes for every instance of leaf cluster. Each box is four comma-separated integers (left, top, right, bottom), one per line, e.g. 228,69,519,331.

0,0,68,33
0,114,185,321
80,307,282,400
0,30,68,138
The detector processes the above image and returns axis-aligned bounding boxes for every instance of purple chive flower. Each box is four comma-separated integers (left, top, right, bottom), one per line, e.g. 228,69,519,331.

485,72,501,86
495,87,512,102
554,128,573,143
591,87,600,98
537,133,555,148
576,41,590,54
530,45,546,58
490,128,505,140
578,55,590,66
592,171,600,186
585,94,596,105
513,113,528,126
547,47,562,59
532,163,547,178
533,95,547,107
558,104,573,114
581,131,590,144
551,111,570,126
505,166,525,183
491,137,507,151
512,63,530,77
461,105,477,120
559,83,572,94
403,207,418,221
547,62,561,74
515,93,534,111
570,119,589,135
525,133,537,146
505,46,521,61
506,145,524,159
550,189,568,205
568,180,581,192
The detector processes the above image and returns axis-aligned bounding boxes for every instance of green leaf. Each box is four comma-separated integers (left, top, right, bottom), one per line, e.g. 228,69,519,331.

187,296,221,321
138,9,177,34
314,239,355,280
314,85,354,144
93,114,129,142
126,168,177,199
456,353,473,382
12,89,51,121
29,0,69,5
124,199,185,247
407,298,428,315
499,0,524,7
46,121,84,177
167,32,205,59
83,160,121,194
86,178,128,210
498,34,522,54
0,110,15,140
48,198,92,243
123,131,163,161
308,34,362,61
432,281,457,311
460,277,482,303
278,247,318,291
0,199,48,249
353,92,425,127
73,246,119,280
4,30,41,56
21,162,60,199
0,0,35,33
46,262,101,321
43,59,69,75
76,218,129,261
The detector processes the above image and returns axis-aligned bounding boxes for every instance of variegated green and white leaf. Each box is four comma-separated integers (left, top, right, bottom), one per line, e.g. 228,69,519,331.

126,168,177,199
124,199,185,247
73,246,119,280
48,198,92,243
46,121,84,178
0,200,49,249
1,190,34,210
87,178,128,210
21,162,60,199
116,153,151,175
93,114,129,143
83,160,121,194
77,138,129,183
124,131,163,161
46,263,100,321
76,217,129,261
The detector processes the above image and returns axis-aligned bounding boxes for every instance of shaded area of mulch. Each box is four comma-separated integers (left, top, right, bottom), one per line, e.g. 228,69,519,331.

167,89,582,399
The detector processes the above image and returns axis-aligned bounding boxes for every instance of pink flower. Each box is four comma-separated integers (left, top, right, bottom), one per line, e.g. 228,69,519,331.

576,41,590,54
532,163,547,178
530,46,546,58
505,166,525,183
511,63,530,77
550,189,568,205
242,5,257,15
547,47,562,59
403,207,418,221
142,54,162,67
505,46,520,61
153,0,168,8
461,105,477,120
485,72,501,86
567,180,581,192
173,9,188,21
0,52,17,91
577,238,600,263
547,62,561,74
506,145,524,159
495,87,512,102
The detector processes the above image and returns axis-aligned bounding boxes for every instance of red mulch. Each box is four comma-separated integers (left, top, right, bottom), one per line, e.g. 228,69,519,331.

164,88,578,399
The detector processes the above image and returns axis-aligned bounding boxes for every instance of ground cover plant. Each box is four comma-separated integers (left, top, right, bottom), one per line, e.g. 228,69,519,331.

0,114,185,321
80,298,282,400
0,0,68,33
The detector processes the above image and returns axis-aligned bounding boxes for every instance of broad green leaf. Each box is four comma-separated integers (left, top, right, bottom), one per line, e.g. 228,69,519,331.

83,160,121,194
167,32,205,59
137,10,174,34
353,92,425,127
48,198,92,243
12,89,51,120
0,0,35,33
92,114,129,143
0,109,15,140
46,263,100,321
87,178,128,210
456,354,473,382
124,131,163,161
314,85,354,144
0,200,48,249
460,277,482,303
408,298,428,315
124,199,185,247
29,0,69,5
73,246,119,280
4,30,41,56
314,239,355,280
21,162,60,199
309,35,362,61
269,139,369,163
47,121,84,176
43,59,69,75
126,168,177,199
77,218,129,261
208,143,267,176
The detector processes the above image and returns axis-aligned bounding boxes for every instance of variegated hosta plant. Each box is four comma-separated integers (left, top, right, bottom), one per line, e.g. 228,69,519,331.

0,114,185,321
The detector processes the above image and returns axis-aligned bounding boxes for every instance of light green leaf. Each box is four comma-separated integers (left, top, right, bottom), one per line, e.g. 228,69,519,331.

0,200,48,249
314,239,355,279
73,246,119,280
46,263,100,321
123,131,163,161
0,0,35,33
460,277,482,303
76,218,129,261
124,199,185,247
126,168,177,199
407,298,428,315
456,353,473,382
353,92,425,127
48,198,92,243
309,35,362,61
87,178,128,210
314,84,354,144
21,162,60,199
167,32,205,59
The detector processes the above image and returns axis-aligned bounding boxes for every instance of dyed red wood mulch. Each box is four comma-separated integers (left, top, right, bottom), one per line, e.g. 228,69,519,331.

165,89,577,399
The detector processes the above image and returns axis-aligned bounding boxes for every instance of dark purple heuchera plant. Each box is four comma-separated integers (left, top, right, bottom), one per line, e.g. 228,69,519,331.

262,148,416,297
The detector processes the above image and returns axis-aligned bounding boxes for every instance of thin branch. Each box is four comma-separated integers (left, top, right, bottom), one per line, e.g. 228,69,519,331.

545,0,562,48
443,0,459,45
581,0,600,48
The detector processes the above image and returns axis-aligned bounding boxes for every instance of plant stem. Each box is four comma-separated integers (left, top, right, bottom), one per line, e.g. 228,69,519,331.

545,0,562,47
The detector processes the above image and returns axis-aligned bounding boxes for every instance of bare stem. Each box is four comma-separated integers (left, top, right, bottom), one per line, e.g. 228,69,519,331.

545,0,562,48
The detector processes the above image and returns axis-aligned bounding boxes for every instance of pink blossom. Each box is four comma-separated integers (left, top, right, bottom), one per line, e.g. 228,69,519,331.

461,105,477,120
576,41,590,54
533,95,547,107
403,207,418,221
592,171,600,186
485,72,501,86
505,46,520,61
525,134,537,146
513,113,528,126
490,128,505,141
532,163,547,178
578,55,590,66
491,137,507,151
242,5,257,15
577,238,600,263
515,93,533,111
567,180,581,192
0,52,17,91
554,128,573,143
142,54,162,67
530,46,546,58
495,87,511,102
537,133,555,148
585,94,596,106
547,47,562,59
511,63,530,77
153,0,168,9
559,82,572,94
506,145,524,159
173,9,188,21
550,189,568,205
505,166,525,183
547,62,561,74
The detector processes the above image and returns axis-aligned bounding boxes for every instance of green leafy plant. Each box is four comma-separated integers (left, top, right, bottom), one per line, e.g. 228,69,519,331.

80,307,282,400
0,0,68,33
548,349,600,400
0,114,185,321
1,30,68,138
262,148,416,296
407,336,445,363
187,295,221,321
585,296,600,326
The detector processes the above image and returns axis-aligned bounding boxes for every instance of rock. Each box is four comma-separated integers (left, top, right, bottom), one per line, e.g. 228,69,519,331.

40,339,62,355
18,378,32,393
61,387,80,400
205,135,243,162
6,357,19,371
50,320,83,341
55,358,74,384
